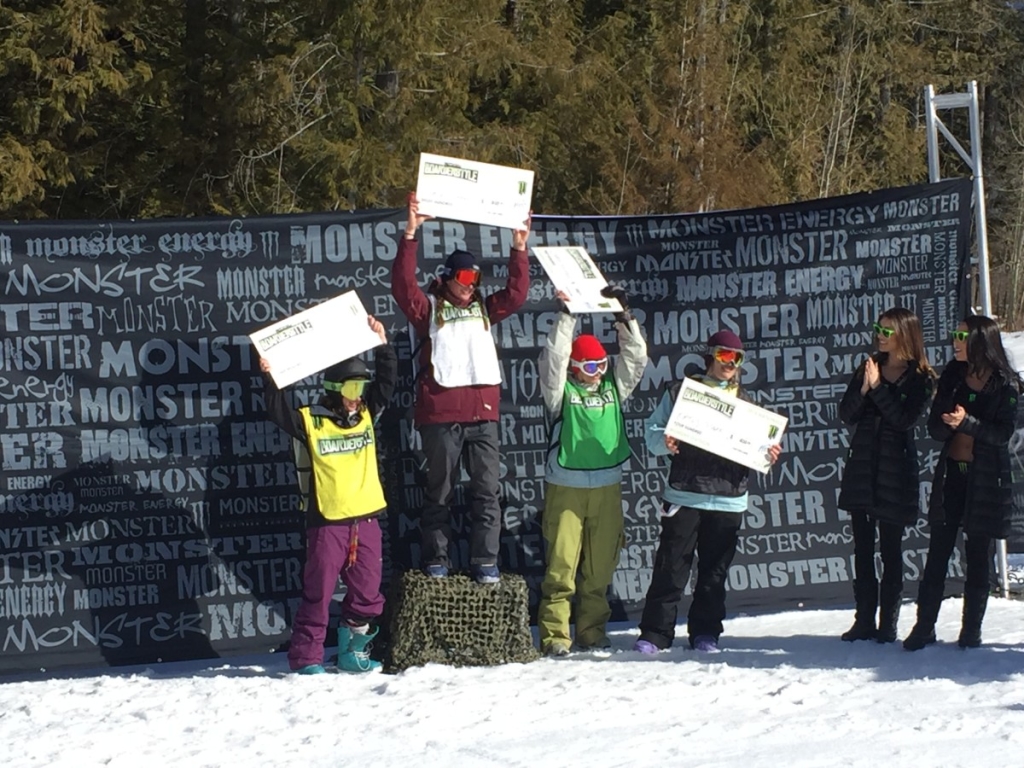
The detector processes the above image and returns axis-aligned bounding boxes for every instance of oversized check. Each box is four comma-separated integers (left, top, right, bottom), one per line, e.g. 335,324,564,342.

249,291,382,389
415,152,534,231
664,378,788,474
532,245,624,314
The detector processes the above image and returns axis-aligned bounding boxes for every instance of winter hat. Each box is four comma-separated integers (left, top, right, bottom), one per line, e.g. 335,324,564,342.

571,335,608,363
323,358,369,391
707,329,744,352
443,249,478,279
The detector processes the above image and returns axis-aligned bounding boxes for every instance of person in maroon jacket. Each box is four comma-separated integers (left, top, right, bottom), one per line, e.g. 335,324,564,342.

393,192,531,583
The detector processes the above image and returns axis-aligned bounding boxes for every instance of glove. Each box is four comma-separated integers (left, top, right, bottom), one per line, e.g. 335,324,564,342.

601,283,631,322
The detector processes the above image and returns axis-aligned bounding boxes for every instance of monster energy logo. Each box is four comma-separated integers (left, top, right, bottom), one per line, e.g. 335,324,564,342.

682,387,735,417
423,162,479,183
518,181,527,195
318,430,373,456
768,424,779,439
258,319,313,350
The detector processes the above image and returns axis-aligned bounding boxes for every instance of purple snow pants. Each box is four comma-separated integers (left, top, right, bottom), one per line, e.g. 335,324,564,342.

287,518,385,670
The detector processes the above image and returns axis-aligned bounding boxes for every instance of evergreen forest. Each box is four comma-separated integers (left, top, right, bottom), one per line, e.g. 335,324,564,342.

2,0,1024,325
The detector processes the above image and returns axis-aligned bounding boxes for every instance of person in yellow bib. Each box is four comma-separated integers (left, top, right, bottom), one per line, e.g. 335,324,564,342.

260,315,396,675
537,286,648,657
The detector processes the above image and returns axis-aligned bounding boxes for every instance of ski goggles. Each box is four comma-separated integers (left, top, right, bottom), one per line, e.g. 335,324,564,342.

324,379,368,399
872,322,896,338
450,267,481,287
951,330,970,342
571,358,608,376
711,347,744,367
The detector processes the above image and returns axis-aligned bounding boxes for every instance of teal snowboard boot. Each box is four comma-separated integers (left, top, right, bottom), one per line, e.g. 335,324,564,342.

337,624,382,673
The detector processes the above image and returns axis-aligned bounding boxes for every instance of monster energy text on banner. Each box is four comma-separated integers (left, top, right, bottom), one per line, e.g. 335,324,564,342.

0,178,971,674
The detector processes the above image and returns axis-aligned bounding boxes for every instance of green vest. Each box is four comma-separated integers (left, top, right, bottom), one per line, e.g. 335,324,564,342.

556,376,630,470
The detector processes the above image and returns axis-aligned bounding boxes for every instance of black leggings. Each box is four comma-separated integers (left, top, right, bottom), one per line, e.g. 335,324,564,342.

921,459,993,591
850,510,904,589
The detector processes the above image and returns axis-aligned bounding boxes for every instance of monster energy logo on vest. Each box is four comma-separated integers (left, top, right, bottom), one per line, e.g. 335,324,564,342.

318,429,373,456
681,387,736,417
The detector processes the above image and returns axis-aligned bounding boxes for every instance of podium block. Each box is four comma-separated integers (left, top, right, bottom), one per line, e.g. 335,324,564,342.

386,570,539,672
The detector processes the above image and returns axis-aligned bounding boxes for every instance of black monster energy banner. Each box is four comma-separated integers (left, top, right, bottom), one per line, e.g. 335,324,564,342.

0,179,971,673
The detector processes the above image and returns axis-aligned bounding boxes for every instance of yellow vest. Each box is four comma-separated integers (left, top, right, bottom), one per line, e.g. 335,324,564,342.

298,407,386,521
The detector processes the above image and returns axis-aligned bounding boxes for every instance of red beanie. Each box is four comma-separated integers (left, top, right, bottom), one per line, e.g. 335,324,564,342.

571,335,607,362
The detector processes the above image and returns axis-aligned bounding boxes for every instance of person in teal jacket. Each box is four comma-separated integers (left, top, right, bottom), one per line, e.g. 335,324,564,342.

634,330,781,654
537,286,648,657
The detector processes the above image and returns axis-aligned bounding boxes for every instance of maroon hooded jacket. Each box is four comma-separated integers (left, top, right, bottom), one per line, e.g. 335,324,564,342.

391,236,530,425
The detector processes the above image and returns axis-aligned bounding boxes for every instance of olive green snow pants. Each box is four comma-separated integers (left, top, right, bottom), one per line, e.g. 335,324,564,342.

537,482,624,650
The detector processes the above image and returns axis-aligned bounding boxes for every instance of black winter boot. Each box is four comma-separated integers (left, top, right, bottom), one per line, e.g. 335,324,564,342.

841,580,878,642
876,582,902,644
903,581,944,651
957,587,989,649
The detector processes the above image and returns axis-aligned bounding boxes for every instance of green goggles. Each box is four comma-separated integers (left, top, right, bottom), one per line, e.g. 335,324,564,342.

872,322,895,339
324,378,368,399
951,330,969,342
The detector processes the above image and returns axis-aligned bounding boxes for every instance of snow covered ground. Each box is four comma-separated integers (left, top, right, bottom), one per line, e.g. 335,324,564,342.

1,334,1023,768
2,601,1024,768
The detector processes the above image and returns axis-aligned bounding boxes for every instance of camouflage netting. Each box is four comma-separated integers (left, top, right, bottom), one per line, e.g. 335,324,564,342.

385,571,540,672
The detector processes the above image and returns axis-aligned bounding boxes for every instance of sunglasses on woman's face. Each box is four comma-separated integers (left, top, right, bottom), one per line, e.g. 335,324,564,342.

873,322,896,338
712,347,744,368
951,330,970,342
575,359,608,376
451,268,481,287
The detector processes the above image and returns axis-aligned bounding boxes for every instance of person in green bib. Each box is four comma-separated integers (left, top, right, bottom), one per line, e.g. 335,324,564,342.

537,286,648,657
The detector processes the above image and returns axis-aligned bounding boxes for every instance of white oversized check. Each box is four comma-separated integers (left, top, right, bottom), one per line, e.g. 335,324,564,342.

532,245,624,314
415,152,534,231
664,378,788,474
249,291,382,389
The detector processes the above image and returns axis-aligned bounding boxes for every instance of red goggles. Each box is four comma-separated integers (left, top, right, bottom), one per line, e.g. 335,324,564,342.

712,347,744,367
451,268,481,287
572,358,608,376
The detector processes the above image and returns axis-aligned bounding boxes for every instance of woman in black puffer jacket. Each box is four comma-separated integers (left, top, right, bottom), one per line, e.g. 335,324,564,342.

903,315,1022,651
838,308,935,644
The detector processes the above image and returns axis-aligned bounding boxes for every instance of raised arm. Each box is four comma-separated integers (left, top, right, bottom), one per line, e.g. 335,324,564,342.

259,359,305,439
364,316,397,419
539,307,575,414
604,285,647,400
391,193,433,328
484,213,532,324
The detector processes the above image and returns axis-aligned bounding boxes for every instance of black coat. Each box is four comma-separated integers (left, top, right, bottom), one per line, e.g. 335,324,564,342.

927,361,1020,539
837,357,933,526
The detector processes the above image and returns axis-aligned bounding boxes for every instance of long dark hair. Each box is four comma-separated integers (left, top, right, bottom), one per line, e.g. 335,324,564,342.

963,315,1024,392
